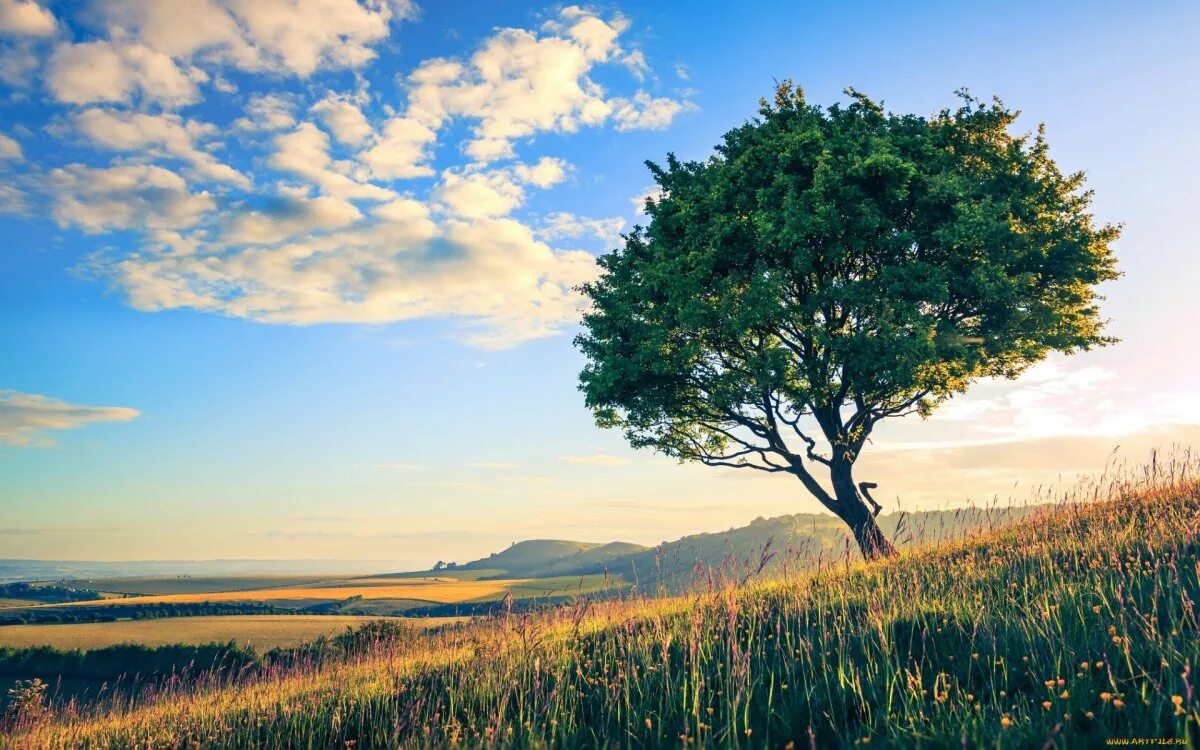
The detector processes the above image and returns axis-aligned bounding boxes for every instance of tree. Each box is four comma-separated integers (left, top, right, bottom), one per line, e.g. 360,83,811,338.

575,83,1119,559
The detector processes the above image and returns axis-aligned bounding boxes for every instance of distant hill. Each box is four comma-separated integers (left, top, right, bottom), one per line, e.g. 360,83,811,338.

445,505,1042,590
461,540,649,578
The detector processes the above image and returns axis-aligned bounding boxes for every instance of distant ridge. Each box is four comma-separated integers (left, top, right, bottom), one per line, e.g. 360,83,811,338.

462,540,650,578
446,505,1042,589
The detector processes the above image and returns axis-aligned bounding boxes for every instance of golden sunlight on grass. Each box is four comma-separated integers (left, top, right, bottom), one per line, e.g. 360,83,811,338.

6,453,1199,748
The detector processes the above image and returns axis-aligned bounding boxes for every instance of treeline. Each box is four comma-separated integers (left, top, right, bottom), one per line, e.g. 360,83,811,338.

0,602,290,626
0,642,259,683
0,583,101,605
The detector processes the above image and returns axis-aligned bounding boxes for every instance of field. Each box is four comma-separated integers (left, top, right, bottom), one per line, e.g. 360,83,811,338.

4,457,1198,747
37,574,618,611
0,615,462,650
73,575,349,596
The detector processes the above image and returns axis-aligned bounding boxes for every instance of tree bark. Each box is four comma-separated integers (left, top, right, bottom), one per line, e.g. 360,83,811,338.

829,462,897,561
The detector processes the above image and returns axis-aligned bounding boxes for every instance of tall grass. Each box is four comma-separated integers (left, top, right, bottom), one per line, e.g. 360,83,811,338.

5,452,1199,748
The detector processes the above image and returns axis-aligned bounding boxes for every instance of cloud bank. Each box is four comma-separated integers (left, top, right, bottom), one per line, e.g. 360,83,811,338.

0,2,695,348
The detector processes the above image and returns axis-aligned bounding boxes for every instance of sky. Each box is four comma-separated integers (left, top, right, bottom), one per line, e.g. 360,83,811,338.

1,0,1198,569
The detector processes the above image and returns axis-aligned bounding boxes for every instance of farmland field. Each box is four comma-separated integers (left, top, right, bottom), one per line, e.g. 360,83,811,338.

77,575,351,596
27,573,620,611
0,615,464,650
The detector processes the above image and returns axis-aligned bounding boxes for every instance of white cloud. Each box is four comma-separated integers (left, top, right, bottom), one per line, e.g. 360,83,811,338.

0,0,55,36
49,163,214,232
384,7,686,167
434,159,568,219
0,42,38,87
558,453,630,467
90,0,417,78
621,49,648,81
0,184,27,214
269,122,395,201
47,40,205,107
611,90,693,131
513,156,570,189
312,93,373,146
358,114,438,180
233,93,297,132
96,207,598,349
630,185,661,216
931,361,1119,439
0,131,22,160
73,109,249,188
10,3,692,350
0,390,139,447
434,169,526,219
537,211,624,245
223,193,362,245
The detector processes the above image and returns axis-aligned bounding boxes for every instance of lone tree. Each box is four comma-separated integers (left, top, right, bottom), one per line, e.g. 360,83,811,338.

575,84,1119,559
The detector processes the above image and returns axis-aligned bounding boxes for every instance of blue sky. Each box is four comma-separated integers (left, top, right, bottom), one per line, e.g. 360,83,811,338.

1,0,1198,566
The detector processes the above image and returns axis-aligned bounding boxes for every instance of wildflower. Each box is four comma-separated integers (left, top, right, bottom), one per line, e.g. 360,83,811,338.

1060,690,1070,699
1100,692,1113,702
745,728,753,737
1112,698,1125,709
1080,662,1089,669
1001,716,1013,728
1042,701,1053,710
1172,695,1185,715
1085,711,1095,719
1092,606,1102,614
1095,661,1104,669
645,718,652,730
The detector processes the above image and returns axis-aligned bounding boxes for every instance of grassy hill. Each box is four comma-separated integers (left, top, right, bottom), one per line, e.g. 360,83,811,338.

6,462,1198,747
441,505,1042,591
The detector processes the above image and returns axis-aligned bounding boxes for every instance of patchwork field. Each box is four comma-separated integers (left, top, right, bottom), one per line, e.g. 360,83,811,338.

27,573,620,611
0,615,462,650
78,575,348,596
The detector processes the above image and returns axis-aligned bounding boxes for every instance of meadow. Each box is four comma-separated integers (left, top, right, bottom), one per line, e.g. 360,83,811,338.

2,455,1197,748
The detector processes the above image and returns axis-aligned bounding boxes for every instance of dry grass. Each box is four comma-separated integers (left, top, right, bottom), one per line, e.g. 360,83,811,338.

5,452,1199,748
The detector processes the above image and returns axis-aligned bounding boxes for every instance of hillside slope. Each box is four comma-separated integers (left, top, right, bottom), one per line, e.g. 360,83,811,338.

13,463,1197,748
450,505,1042,589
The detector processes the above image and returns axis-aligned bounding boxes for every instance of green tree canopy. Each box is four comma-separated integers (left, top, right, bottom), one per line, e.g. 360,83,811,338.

576,83,1119,559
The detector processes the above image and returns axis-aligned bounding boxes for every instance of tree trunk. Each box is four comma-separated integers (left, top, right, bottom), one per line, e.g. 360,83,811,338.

829,463,897,561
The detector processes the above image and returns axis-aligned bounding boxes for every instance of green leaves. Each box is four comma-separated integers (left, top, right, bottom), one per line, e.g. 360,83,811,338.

576,82,1119,476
